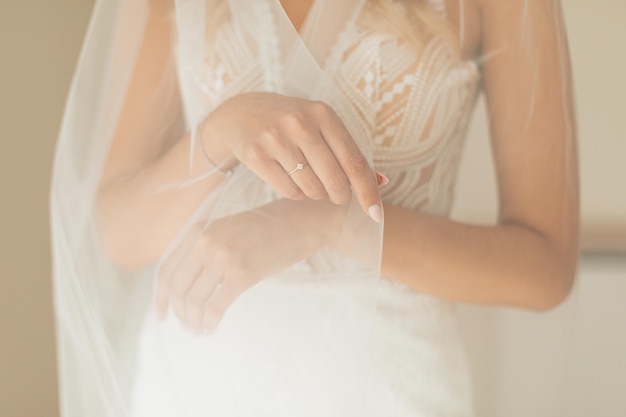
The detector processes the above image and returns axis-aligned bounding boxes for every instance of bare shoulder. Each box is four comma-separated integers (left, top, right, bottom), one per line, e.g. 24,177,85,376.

472,0,565,39
441,0,482,60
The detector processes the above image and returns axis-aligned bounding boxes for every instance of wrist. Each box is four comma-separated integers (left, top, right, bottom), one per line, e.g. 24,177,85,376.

199,115,238,174
268,199,346,250
303,201,347,249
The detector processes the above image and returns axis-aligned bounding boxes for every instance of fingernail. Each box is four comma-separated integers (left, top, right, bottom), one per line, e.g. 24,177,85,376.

375,171,389,186
368,204,383,223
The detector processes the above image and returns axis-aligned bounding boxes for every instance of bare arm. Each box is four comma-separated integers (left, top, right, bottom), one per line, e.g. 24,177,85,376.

380,0,579,310
97,4,228,269
97,3,382,270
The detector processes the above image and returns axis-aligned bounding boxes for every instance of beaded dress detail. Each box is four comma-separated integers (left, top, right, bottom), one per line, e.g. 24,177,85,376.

133,0,481,415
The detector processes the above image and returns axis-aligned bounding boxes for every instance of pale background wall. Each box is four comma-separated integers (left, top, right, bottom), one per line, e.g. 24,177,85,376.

0,1,624,417
451,0,626,415
1,0,94,415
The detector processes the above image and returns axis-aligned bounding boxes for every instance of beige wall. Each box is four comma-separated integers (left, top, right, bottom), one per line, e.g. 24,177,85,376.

0,1,94,415
452,0,626,250
452,1,626,415
0,1,624,416
451,1,626,415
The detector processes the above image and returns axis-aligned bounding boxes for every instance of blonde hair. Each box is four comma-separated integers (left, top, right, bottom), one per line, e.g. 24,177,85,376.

364,0,459,54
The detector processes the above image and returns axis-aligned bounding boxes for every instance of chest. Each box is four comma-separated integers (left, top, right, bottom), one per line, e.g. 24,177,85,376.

279,0,315,32
278,0,482,60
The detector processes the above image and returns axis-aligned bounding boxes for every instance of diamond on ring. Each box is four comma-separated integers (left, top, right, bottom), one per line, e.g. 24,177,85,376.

287,161,308,175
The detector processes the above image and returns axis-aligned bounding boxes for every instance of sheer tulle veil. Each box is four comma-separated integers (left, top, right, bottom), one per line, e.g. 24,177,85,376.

52,0,383,415
50,0,577,416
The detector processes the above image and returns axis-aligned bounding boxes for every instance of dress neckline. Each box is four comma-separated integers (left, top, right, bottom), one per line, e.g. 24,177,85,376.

277,0,318,35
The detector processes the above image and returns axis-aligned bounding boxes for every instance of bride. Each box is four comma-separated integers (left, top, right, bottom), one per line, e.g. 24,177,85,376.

50,0,578,415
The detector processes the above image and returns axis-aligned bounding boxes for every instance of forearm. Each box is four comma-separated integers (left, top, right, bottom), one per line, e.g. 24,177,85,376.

97,133,232,270
381,204,577,310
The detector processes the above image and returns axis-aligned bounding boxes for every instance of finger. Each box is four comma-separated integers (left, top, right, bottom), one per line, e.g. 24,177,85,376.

250,157,307,201
275,107,351,204
281,152,329,201
184,266,223,332
160,236,206,328
201,279,244,334
297,133,352,205
155,225,203,319
319,113,382,222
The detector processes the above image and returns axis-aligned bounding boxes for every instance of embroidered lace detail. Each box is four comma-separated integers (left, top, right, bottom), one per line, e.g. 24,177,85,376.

165,2,479,413
176,0,480,216
326,4,480,214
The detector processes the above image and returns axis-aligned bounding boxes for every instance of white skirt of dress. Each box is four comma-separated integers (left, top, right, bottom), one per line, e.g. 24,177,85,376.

130,276,473,417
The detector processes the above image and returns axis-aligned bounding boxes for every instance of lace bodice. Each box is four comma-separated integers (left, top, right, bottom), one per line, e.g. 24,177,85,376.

131,4,480,415
177,0,480,216
329,5,480,214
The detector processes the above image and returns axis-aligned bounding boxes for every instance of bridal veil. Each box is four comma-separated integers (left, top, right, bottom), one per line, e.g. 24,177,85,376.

50,0,577,415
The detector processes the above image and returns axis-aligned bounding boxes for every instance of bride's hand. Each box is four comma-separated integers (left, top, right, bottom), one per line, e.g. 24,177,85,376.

203,92,383,222
154,199,344,334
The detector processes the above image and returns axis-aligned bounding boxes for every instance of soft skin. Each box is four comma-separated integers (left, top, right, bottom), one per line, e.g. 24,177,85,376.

97,0,578,332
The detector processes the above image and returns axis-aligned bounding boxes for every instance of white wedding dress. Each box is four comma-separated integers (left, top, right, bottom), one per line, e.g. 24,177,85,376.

130,0,480,416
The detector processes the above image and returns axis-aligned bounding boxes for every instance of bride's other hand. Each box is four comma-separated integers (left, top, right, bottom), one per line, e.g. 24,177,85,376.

202,92,383,222
154,199,344,334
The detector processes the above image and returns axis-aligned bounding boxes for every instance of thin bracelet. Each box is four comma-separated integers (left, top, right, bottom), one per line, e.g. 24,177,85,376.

195,119,237,178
